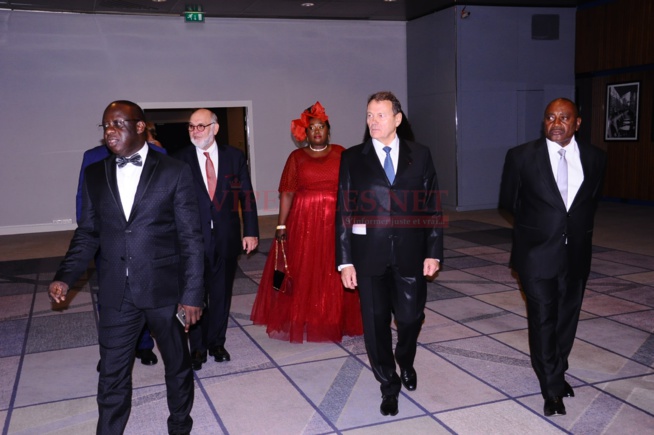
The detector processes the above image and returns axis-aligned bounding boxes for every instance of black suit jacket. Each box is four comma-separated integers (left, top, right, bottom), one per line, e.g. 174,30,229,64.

55,148,205,309
173,144,259,260
336,139,444,276
499,138,606,279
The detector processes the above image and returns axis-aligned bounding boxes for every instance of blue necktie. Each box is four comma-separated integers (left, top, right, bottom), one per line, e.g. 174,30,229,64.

383,146,395,184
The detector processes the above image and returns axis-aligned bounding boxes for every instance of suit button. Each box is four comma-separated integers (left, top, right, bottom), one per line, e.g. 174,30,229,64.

125,229,132,234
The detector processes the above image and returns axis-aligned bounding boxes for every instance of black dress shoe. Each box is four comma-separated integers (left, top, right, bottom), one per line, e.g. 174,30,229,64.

544,396,566,417
563,381,575,398
135,349,158,366
191,350,207,371
209,345,231,362
380,394,399,416
400,367,417,391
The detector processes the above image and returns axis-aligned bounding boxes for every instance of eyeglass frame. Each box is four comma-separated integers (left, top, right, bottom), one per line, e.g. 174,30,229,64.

98,119,143,130
188,122,216,132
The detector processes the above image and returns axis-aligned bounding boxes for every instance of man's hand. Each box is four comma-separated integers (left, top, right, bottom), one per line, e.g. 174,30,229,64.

49,281,70,303
340,266,358,289
242,236,258,254
423,258,440,278
179,304,203,333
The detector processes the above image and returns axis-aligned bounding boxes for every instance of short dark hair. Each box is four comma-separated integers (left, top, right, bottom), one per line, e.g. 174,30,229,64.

367,91,402,115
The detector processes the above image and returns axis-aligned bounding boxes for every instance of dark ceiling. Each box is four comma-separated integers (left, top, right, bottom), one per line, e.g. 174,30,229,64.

0,0,593,22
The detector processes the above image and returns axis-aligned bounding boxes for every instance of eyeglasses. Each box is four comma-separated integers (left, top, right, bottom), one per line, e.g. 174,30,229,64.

99,119,142,130
188,122,215,132
308,124,326,132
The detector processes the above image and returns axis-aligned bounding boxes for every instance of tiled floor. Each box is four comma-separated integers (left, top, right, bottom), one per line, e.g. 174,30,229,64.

1,202,653,434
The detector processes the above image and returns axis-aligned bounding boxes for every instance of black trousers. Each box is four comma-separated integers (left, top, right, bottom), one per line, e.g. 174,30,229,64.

357,266,427,396
97,282,193,435
189,253,237,353
520,273,586,399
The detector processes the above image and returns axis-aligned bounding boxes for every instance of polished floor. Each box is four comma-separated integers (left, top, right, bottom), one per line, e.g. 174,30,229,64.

1,202,653,434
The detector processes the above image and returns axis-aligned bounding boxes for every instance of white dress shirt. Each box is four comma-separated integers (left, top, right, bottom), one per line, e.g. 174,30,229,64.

194,141,218,193
116,143,149,220
372,135,400,176
546,137,584,210
195,141,218,229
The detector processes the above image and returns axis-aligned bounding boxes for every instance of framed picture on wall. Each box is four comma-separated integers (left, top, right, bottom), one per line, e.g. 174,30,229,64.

605,81,640,141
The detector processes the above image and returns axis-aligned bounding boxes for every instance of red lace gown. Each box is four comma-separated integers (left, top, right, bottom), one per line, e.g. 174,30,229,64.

250,145,363,343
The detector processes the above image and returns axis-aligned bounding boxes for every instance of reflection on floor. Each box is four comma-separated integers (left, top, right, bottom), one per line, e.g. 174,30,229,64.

1,204,653,434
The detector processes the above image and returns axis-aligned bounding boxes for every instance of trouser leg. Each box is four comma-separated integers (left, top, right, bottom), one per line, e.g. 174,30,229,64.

145,304,194,434
96,284,143,435
358,271,401,396
391,270,427,370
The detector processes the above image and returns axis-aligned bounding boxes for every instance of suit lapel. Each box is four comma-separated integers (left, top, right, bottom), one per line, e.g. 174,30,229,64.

569,141,594,210
104,156,127,224
395,139,413,181
216,144,229,191
187,148,211,200
129,148,158,221
360,140,388,184
534,139,566,209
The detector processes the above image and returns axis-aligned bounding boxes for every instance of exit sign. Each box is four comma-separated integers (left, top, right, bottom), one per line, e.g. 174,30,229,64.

185,4,205,22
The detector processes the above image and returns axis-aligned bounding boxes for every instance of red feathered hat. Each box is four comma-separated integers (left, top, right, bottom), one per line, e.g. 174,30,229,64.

290,101,329,142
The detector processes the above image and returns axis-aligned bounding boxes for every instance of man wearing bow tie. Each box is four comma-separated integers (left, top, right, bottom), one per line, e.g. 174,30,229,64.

49,100,204,435
76,141,167,371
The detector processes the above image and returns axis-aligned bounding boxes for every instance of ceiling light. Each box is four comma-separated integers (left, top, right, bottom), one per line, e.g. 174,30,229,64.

301,3,315,7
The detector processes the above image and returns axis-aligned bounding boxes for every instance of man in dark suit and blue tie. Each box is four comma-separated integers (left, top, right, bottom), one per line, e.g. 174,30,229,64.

500,98,606,417
336,91,444,416
174,108,259,370
49,100,204,435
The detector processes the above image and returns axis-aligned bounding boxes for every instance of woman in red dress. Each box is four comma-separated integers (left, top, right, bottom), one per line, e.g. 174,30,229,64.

251,102,363,343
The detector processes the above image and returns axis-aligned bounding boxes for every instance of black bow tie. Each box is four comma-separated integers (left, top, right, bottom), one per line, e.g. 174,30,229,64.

116,154,142,168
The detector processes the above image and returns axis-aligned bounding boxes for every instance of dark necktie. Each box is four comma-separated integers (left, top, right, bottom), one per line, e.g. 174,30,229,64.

204,152,217,200
383,146,395,184
116,154,142,168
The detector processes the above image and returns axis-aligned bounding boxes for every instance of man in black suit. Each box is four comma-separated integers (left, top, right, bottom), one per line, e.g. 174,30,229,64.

49,100,204,435
76,142,164,370
336,91,443,416
500,98,606,417
174,108,259,370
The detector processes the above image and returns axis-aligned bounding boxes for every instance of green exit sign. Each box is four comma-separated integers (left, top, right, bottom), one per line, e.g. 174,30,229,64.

185,4,205,22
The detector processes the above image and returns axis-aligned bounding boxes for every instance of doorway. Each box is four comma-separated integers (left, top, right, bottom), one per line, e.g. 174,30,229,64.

140,101,256,188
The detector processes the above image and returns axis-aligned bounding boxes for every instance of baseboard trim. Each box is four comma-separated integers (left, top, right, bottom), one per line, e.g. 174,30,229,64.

0,223,77,236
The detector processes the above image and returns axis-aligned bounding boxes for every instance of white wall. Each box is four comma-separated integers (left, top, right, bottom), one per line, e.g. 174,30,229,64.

407,8,457,208
406,6,576,211
456,6,576,210
0,10,407,234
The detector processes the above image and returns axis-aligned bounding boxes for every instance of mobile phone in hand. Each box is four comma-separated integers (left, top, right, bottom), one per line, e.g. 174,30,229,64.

176,307,186,326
